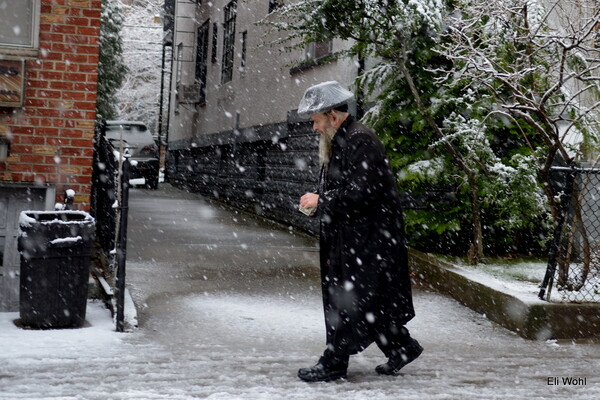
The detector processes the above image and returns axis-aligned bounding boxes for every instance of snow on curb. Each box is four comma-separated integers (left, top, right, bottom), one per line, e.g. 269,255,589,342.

409,249,600,340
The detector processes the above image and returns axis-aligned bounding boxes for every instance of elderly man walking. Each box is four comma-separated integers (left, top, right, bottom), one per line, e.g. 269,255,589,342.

297,81,422,382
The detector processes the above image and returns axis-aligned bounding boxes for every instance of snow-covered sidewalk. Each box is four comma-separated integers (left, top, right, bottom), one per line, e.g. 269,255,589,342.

1,292,599,400
1,185,599,399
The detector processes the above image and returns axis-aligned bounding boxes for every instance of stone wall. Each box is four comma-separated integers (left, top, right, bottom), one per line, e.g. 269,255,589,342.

166,118,320,235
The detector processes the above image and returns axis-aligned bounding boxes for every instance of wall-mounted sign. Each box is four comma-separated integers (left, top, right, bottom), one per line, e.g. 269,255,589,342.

0,59,25,107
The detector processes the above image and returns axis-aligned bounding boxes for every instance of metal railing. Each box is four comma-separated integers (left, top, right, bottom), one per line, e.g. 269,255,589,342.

91,120,131,331
91,121,118,253
540,166,600,303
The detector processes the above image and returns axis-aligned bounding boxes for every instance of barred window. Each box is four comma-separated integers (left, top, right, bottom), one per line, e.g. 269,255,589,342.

195,20,210,104
221,0,237,83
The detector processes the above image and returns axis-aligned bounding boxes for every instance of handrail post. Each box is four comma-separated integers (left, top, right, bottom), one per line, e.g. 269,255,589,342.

116,156,130,332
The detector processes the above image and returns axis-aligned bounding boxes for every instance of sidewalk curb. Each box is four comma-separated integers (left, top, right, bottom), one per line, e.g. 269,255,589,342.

409,249,600,340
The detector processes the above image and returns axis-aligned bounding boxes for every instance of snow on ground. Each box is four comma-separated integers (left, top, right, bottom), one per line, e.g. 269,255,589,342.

0,300,119,361
452,261,548,304
453,259,600,304
2,186,599,399
1,292,599,400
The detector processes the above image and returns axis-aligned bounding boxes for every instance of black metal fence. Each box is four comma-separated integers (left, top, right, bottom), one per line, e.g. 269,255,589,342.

540,166,600,303
91,120,118,255
90,120,131,331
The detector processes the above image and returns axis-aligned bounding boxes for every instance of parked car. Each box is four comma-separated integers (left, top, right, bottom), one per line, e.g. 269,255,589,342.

105,120,160,189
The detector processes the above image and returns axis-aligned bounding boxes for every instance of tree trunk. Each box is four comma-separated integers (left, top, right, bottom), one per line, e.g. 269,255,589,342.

394,37,485,263
467,176,484,264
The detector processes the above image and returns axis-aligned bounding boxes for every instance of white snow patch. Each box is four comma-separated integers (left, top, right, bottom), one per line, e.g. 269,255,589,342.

49,235,82,246
0,301,121,360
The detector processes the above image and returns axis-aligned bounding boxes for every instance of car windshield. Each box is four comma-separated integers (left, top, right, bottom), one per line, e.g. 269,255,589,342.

106,124,149,145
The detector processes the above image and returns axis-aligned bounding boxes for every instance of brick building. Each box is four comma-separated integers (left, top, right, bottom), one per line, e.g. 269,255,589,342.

0,0,102,311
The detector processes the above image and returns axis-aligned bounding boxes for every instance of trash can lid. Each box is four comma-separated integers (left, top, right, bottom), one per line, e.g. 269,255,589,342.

19,210,95,228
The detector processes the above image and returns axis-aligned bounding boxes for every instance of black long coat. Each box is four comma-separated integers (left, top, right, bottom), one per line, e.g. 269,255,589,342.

315,116,415,355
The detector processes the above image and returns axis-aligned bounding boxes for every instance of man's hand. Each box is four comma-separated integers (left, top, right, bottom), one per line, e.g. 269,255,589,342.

299,193,319,216
300,193,319,209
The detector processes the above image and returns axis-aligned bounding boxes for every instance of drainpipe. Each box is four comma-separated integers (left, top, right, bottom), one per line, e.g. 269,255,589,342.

158,44,167,164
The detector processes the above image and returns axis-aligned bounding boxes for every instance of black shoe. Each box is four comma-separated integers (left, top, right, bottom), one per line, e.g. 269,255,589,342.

298,352,348,382
375,339,423,375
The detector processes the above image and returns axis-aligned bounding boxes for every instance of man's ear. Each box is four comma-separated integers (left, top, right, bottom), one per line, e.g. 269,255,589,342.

329,110,340,124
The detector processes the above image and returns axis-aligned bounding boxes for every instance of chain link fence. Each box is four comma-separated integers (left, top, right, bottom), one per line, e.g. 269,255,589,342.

540,167,600,303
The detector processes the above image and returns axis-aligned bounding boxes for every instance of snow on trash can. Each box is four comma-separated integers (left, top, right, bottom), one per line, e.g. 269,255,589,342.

18,211,96,329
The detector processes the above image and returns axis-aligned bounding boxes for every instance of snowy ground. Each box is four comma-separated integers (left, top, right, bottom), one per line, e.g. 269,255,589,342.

1,292,599,400
1,185,599,399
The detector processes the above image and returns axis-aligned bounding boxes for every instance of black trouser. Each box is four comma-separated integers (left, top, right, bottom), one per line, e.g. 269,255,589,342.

375,325,413,358
326,324,413,362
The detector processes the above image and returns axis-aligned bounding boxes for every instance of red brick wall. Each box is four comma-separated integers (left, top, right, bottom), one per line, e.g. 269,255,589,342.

0,0,102,210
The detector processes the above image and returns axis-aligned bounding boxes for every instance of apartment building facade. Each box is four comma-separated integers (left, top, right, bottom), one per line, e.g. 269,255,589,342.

165,0,361,232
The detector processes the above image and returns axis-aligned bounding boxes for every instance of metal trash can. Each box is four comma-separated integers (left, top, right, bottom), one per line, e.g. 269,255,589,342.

18,211,96,329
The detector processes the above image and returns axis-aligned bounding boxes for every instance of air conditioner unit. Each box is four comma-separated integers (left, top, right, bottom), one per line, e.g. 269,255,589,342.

178,84,202,104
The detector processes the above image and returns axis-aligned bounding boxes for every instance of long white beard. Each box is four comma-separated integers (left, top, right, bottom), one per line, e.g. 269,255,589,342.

319,129,336,166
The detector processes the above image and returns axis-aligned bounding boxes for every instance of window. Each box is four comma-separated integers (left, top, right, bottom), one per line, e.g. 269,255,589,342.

290,40,334,75
212,23,218,63
163,0,175,40
240,31,247,71
306,41,332,61
221,0,237,83
176,43,184,86
175,42,184,113
0,236,4,270
0,0,41,58
196,21,210,104
268,1,283,13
